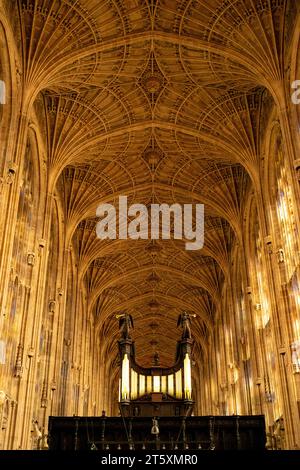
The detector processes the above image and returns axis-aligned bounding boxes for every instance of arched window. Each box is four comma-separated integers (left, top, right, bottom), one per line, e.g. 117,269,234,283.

291,275,300,370
0,18,14,174
249,200,282,422
254,222,270,328
0,79,5,104
275,145,299,280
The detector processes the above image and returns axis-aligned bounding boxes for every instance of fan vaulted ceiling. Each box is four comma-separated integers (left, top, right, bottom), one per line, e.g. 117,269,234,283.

11,0,294,367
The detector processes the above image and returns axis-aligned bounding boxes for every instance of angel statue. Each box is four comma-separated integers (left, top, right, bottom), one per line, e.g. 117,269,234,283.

177,311,196,339
116,312,134,340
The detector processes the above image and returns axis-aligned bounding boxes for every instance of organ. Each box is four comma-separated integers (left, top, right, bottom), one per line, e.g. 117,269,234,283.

117,312,194,417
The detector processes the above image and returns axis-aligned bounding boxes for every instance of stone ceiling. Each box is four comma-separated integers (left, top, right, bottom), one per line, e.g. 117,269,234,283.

9,0,296,367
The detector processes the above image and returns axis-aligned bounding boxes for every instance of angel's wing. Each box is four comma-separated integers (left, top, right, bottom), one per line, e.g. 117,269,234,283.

177,313,182,327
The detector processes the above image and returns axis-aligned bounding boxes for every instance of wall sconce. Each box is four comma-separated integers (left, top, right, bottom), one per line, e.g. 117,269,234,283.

48,300,56,314
38,239,46,248
278,347,286,356
264,236,273,254
50,381,57,391
6,162,17,184
27,253,35,266
277,249,285,263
